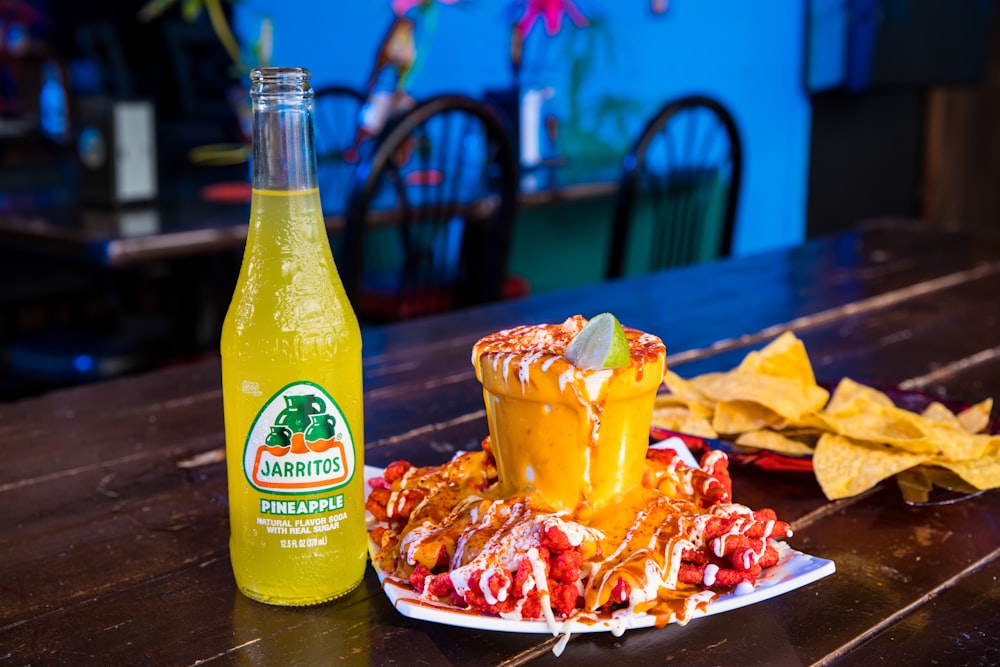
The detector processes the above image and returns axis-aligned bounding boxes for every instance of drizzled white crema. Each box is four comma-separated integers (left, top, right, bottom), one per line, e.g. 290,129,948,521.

400,497,604,606
368,318,789,644
371,446,792,653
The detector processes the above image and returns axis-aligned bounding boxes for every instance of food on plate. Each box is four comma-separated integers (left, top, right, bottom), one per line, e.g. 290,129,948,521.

366,315,794,636
653,331,828,438
653,331,1000,500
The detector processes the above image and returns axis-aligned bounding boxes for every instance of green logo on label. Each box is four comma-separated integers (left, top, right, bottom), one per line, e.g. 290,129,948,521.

243,381,355,495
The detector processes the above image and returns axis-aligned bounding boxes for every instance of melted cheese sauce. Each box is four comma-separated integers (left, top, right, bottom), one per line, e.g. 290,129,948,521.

370,448,783,633
472,316,666,513
369,317,789,641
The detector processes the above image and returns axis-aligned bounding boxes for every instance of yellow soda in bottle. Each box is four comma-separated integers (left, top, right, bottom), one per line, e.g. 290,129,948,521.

221,67,366,605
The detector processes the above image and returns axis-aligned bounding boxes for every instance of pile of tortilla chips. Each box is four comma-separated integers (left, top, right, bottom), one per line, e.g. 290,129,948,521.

654,331,1000,500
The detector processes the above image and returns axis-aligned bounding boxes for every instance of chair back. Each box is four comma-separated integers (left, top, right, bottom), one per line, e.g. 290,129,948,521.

313,85,366,214
607,95,742,278
342,94,518,322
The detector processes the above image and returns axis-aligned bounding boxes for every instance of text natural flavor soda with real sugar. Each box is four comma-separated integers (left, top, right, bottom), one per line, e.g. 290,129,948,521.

221,67,365,605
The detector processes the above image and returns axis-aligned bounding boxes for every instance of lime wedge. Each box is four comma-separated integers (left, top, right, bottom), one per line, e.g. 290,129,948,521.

564,313,630,370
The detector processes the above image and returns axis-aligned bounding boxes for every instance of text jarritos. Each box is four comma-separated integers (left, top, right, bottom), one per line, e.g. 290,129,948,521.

243,383,356,494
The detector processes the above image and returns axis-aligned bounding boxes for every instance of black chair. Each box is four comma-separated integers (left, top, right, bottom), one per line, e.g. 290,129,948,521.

341,94,520,322
313,85,366,213
607,95,742,279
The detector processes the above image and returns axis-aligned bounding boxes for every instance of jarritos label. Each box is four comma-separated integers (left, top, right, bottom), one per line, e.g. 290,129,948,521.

243,382,356,494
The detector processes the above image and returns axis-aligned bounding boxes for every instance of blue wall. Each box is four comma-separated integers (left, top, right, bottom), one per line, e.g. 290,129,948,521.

236,0,810,257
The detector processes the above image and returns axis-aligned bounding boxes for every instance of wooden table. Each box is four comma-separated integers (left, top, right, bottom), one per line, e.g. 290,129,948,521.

3,218,999,665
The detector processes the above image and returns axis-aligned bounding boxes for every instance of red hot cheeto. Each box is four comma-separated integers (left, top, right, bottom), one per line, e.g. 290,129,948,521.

365,316,793,637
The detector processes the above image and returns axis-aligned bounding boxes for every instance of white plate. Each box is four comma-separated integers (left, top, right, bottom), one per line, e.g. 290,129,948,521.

363,458,835,635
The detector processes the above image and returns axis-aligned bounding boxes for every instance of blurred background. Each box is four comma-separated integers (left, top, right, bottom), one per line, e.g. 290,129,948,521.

0,0,997,399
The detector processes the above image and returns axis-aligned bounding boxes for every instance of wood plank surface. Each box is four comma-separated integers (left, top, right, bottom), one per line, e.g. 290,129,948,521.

2,219,999,665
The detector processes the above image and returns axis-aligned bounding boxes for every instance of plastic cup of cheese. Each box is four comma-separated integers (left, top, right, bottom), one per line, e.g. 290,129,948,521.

471,315,666,515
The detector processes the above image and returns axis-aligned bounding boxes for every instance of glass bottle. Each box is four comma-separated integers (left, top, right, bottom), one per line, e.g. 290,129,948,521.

221,67,365,606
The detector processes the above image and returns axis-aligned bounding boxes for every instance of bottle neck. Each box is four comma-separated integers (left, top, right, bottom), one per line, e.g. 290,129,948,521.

250,68,318,192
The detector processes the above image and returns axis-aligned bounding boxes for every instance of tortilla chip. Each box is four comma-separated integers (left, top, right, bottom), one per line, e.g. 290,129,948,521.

822,404,938,454
825,377,895,414
772,426,825,447
957,398,993,434
920,401,963,429
651,404,693,425
663,370,710,400
933,450,1000,490
735,429,815,456
895,467,981,504
813,433,927,500
651,405,719,438
923,422,998,462
738,330,819,386
713,400,786,434
654,390,714,415
659,331,998,501
697,372,828,422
